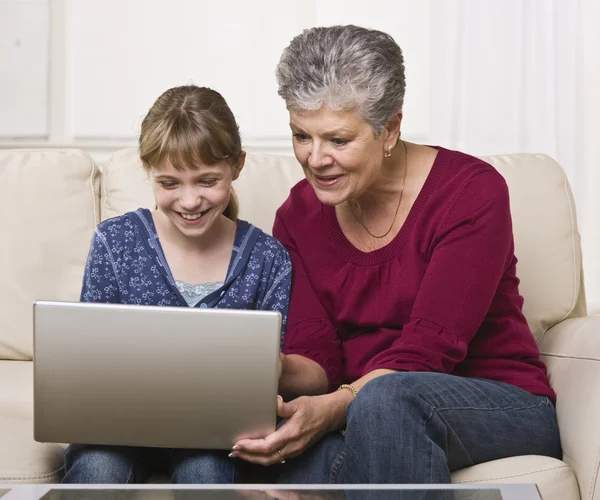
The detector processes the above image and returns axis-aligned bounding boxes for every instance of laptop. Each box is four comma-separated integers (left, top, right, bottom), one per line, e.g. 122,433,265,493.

33,300,281,450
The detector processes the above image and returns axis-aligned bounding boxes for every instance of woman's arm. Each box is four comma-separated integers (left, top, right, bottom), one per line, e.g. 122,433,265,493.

273,209,344,395
279,353,328,400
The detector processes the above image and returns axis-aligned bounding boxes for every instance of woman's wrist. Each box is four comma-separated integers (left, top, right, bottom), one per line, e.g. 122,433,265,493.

325,387,355,433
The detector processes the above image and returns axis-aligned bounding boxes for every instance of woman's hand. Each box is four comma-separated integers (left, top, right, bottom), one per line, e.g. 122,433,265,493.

230,391,350,466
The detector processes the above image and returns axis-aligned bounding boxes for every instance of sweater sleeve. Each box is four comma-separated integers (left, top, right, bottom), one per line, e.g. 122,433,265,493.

364,170,515,375
274,210,344,391
80,229,122,303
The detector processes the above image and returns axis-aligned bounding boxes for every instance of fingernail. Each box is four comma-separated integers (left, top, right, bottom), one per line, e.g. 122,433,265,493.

277,395,283,403
228,452,236,458
231,445,240,451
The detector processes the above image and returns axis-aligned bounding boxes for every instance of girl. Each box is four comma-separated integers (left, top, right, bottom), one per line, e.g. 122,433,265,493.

62,85,291,484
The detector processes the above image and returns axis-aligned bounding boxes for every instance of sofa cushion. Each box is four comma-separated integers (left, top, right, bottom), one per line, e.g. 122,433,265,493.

100,148,154,222
0,416,63,483
0,361,32,420
0,149,100,360
452,455,579,500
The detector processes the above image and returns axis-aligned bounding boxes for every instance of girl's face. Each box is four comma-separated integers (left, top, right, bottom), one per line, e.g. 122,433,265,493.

150,155,244,239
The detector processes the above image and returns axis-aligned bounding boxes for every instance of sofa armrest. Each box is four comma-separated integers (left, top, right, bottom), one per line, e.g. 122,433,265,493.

539,315,600,500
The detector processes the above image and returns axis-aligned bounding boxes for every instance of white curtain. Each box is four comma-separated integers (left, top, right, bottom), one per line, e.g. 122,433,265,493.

428,0,600,314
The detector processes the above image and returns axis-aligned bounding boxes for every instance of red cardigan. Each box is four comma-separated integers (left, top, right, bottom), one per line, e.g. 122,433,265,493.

275,147,555,402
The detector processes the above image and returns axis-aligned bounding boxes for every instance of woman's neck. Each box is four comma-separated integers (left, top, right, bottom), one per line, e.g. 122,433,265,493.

348,141,411,216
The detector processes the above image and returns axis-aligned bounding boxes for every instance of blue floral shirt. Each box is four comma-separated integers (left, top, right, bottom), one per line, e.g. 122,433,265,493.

81,208,292,344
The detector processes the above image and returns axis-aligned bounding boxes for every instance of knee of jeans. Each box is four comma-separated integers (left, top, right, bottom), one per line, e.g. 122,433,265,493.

171,452,236,484
348,373,432,423
63,447,135,483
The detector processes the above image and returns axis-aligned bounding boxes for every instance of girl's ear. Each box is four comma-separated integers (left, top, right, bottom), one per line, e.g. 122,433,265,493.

232,151,246,181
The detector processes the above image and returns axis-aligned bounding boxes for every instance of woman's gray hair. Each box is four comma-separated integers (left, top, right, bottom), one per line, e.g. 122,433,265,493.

276,25,406,135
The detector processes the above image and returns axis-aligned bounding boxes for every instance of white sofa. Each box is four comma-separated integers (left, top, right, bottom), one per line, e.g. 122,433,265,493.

0,147,598,500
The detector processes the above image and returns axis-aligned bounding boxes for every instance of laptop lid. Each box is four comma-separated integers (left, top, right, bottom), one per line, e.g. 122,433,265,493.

33,300,280,450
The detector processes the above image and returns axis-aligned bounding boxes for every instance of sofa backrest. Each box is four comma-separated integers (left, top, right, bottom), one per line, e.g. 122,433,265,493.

0,149,100,360
102,148,586,340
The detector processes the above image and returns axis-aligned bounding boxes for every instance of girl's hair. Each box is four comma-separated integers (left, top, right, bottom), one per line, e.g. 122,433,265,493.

276,25,406,135
139,85,241,220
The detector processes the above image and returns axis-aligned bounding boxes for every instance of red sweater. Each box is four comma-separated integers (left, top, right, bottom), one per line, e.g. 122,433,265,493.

275,147,555,402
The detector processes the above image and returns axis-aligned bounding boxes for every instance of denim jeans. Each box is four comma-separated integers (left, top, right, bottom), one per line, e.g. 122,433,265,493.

274,372,562,484
61,445,244,483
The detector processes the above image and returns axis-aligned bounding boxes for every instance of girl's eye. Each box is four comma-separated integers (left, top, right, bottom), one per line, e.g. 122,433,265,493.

331,138,348,146
293,133,309,143
199,179,217,187
159,182,177,189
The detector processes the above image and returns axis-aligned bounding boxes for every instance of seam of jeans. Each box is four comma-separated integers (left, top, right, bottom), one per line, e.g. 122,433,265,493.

453,464,570,483
435,397,550,413
126,455,143,484
330,443,347,483
422,399,450,483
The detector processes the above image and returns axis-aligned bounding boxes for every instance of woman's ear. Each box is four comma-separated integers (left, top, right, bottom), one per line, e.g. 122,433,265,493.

383,111,403,147
232,151,246,181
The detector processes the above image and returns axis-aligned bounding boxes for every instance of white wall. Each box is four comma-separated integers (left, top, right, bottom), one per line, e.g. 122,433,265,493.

0,0,431,161
1,0,598,312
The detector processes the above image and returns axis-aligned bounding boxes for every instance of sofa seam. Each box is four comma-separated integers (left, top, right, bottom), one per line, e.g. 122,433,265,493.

536,161,580,343
453,464,570,483
88,158,99,228
588,442,600,500
1,466,63,481
542,353,600,363
100,152,112,222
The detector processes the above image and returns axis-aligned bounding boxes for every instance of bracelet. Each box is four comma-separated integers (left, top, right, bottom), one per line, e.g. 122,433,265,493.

337,383,358,397
337,384,357,436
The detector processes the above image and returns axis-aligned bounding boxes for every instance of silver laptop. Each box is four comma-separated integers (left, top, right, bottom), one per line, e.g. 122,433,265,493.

33,300,281,450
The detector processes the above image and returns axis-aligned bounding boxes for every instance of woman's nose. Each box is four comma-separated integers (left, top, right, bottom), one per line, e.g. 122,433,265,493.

308,143,332,170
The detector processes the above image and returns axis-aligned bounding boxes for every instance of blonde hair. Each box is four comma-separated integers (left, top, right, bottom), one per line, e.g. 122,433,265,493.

139,85,241,220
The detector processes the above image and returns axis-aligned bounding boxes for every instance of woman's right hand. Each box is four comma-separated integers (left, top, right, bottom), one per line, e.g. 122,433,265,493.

231,389,352,466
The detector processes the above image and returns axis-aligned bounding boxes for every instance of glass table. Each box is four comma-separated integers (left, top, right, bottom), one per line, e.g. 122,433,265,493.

0,484,541,500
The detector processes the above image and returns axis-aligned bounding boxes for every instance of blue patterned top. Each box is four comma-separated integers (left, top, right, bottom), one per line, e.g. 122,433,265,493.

80,208,292,344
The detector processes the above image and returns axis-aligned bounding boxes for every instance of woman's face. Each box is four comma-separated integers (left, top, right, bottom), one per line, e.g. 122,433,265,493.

150,155,243,239
289,106,391,206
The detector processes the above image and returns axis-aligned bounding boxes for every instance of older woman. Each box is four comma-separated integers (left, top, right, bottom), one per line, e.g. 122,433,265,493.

230,25,561,484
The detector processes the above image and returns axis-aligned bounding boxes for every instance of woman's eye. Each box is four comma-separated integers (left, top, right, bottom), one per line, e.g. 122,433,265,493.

293,133,309,143
159,182,177,189
331,138,348,146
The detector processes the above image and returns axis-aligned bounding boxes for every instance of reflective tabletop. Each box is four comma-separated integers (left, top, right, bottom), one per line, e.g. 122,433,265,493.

0,484,541,500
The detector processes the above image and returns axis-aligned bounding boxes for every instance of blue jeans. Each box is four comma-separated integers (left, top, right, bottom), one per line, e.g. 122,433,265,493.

274,372,562,484
62,445,244,483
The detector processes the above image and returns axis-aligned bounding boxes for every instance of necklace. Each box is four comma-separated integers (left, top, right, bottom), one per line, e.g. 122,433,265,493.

350,140,408,239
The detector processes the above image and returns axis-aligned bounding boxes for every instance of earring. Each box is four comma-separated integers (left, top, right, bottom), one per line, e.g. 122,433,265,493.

384,146,393,159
